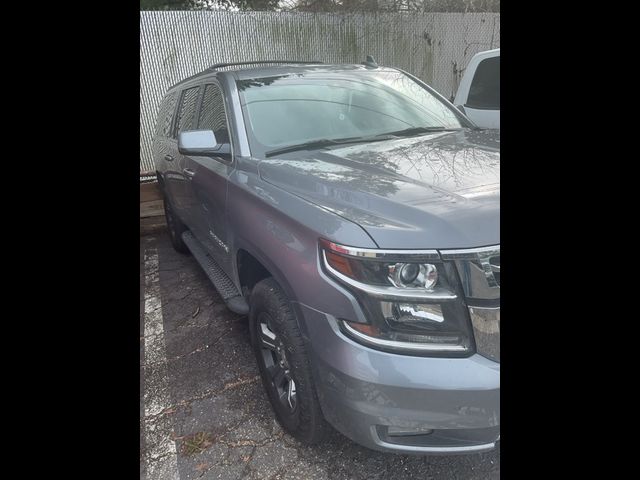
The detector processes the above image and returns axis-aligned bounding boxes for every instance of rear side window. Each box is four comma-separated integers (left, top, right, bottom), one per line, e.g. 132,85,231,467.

467,56,500,110
173,87,201,138
155,92,177,138
198,84,230,144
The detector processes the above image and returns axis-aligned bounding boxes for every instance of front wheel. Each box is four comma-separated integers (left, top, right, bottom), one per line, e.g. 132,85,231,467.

249,278,328,444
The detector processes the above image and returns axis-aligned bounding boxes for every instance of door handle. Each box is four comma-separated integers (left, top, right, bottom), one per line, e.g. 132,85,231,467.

183,168,195,179
164,154,174,162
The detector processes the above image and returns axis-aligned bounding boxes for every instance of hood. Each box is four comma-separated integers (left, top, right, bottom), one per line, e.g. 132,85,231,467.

258,129,500,249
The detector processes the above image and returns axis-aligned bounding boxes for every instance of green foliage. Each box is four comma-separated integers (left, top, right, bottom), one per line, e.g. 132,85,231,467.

141,0,281,10
292,1,500,12
140,0,195,10
140,0,500,12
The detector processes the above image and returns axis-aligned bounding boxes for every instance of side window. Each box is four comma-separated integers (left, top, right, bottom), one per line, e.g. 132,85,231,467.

467,56,500,110
198,84,230,145
173,86,200,138
155,92,177,138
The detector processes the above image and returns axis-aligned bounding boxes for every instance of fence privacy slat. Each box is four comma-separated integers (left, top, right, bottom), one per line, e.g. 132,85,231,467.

140,11,500,173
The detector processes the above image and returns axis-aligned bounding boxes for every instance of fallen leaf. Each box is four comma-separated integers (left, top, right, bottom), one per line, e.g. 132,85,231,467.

181,431,215,456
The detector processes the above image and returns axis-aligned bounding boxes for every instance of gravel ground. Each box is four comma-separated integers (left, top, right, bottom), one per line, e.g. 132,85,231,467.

140,233,500,480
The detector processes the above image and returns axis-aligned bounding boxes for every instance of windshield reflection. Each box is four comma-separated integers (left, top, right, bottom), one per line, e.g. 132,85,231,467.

238,69,468,156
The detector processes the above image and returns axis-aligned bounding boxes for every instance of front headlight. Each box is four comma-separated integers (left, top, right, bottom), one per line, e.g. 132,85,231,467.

389,262,438,289
319,239,474,356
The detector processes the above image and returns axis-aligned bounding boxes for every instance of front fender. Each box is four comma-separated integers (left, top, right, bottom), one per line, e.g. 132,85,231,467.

226,165,375,323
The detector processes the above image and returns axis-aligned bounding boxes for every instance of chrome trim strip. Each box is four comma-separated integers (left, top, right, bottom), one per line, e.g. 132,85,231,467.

321,240,440,261
370,426,497,454
439,245,500,259
342,321,467,352
322,252,457,302
209,229,230,253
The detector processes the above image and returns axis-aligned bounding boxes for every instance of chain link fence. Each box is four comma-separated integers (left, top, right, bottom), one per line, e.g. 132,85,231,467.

140,10,499,173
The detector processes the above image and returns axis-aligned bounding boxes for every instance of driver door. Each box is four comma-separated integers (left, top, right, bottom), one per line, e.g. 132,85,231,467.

184,82,234,271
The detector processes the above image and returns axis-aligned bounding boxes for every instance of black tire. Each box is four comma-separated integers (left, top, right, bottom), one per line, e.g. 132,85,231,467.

163,195,190,254
249,278,328,444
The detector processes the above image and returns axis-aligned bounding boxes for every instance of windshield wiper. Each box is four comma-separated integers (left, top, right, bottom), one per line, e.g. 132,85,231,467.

383,126,461,138
264,127,461,158
264,135,393,158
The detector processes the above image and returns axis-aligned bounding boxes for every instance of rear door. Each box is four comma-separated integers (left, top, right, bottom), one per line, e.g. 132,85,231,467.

151,91,178,175
185,82,234,270
170,85,202,226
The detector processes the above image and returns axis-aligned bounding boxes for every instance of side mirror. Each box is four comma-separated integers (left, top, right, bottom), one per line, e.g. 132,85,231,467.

178,130,220,156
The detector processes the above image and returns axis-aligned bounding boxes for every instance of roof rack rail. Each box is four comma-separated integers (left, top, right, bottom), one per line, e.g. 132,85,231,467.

208,60,324,70
169,60,325,90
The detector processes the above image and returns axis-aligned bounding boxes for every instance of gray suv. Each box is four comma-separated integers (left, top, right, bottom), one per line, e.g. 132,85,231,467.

152,60,500,455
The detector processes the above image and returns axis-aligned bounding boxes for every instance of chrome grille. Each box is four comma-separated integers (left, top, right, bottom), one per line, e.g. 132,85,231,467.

489,255,500,287
440,246,500,362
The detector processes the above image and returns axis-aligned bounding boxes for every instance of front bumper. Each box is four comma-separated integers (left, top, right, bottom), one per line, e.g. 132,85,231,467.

298,303,500,454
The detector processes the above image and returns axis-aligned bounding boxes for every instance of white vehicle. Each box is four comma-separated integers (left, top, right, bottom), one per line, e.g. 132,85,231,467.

454,48,500,129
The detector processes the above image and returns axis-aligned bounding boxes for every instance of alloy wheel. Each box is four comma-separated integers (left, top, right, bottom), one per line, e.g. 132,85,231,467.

257,312,297,412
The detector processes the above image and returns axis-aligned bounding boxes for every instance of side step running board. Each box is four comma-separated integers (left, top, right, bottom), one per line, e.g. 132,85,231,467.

181,231,249,315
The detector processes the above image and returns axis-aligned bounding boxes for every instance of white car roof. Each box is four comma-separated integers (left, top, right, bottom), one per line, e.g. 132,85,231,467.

471,48,500,59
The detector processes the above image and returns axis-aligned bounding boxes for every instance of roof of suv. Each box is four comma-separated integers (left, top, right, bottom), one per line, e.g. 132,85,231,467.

168,62,398,91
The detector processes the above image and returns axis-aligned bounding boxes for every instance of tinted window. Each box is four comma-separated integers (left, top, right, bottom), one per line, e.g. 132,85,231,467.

198,84,230,144
155,92,177,138
237,70,464,154
173,87,200,138
467,56,500,110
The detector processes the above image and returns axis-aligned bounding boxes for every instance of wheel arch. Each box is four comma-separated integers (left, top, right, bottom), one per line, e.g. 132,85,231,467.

234,241,299,304
235,241,314,343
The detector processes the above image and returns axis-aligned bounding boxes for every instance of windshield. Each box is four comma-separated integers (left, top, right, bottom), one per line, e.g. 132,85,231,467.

237,69,467,156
